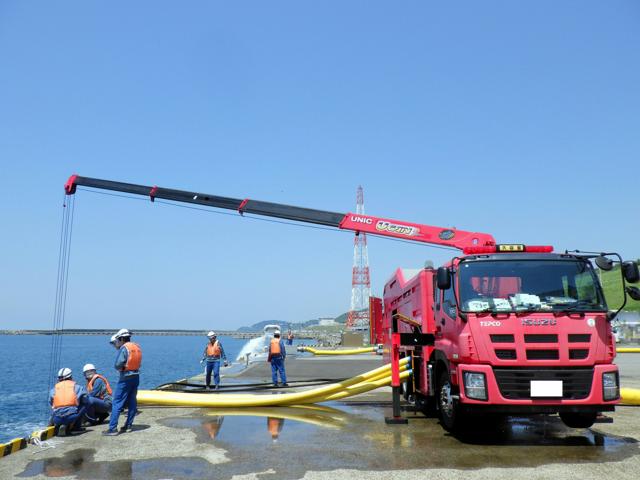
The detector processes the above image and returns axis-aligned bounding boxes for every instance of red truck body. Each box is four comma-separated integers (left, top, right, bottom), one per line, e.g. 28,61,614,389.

377,252,621,430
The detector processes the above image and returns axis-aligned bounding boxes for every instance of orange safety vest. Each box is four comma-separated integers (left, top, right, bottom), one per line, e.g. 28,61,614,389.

52,380,78,409
270,339,281,355
87,373,113,398
123,342,142,371
206,341,221,357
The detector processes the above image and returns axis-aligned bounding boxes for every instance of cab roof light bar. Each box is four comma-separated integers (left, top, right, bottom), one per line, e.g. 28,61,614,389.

463,244,554,255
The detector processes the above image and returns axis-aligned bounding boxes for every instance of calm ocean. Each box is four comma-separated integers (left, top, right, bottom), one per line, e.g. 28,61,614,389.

0,334,249,443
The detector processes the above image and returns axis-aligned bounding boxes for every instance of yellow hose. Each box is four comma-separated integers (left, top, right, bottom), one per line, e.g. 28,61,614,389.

620,388,640,405
616,348,640,353
301,346,376,355
297,364,409,404
137,358,409,407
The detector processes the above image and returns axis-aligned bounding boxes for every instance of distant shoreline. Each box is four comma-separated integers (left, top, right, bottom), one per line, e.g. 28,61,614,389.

0,329,319,339
0,329,262,338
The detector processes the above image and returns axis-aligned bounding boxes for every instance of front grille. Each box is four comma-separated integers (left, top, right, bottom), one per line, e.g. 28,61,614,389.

491,334,515,343
568,334,591,343
493,367,594,399
569,349,589,360
525,334,558,343
526,349,559,360
495,349,517,360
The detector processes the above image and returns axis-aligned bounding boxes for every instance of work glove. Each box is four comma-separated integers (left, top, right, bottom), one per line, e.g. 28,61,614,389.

224,361,229,367
199,359,204,366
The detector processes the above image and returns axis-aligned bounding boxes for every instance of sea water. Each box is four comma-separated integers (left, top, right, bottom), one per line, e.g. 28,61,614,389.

0,334,248,443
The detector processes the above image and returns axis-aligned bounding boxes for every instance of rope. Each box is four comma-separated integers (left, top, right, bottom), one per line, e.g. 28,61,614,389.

46,194,76,419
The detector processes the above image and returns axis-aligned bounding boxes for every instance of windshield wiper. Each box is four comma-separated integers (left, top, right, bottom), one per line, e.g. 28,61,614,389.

553,300,601,315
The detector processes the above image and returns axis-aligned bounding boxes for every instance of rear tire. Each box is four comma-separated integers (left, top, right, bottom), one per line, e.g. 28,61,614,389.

560,412,597,429
437,370,465,432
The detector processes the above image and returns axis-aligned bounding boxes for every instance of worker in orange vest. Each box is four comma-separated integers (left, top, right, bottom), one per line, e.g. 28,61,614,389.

104,328,142,436
48,367,88,436
200,331,228,390
83,363,113,425
268,330,288,387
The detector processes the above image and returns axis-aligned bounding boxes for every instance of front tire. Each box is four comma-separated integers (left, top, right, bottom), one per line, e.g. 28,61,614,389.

437,370,465,432
560,412,597,429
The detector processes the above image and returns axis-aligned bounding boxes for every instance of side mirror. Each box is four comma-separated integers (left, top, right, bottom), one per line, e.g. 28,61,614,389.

595,256,614,271
627,286,640,301
436,267,451,290
622,261,640,284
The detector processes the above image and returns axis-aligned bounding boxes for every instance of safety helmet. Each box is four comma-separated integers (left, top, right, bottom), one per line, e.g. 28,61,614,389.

274,330,281,336
115,328,131,339
57,367,72,380
82,363,96,373
207,331,216,338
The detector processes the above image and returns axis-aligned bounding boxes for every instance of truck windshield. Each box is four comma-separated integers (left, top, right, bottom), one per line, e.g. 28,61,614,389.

458,259,606,313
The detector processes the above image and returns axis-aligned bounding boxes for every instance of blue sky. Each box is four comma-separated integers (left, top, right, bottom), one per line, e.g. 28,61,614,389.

1,1,638,330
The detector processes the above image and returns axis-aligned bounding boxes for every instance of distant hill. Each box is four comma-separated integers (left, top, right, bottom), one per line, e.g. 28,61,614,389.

237,311,352,332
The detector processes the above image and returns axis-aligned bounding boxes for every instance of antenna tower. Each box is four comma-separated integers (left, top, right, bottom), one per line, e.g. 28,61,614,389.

346,186,371,330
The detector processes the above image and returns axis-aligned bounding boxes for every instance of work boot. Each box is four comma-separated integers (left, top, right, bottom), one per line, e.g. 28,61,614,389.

281,383,289,387
57,425,67,437
119,425,132,433
102,429,118,436
273,383,279,387
214,385,220,390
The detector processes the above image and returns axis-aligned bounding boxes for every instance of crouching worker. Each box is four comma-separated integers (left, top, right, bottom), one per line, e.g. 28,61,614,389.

268,330,288,387
103,328,142,436
83,363,112,425
48,368,88,436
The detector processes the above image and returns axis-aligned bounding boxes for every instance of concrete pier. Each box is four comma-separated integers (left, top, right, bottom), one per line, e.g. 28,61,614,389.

2,354,640,480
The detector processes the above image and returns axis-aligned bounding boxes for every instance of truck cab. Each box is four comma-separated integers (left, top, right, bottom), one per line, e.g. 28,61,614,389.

383,250,626,431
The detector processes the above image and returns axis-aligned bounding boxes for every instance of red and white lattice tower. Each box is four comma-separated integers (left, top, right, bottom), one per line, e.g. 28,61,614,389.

346,186,371,330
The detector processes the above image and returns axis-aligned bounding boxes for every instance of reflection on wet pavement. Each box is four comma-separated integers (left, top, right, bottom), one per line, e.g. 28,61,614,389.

19,402,638,480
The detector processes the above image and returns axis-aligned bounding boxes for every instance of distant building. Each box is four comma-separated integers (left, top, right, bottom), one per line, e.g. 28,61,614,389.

318,317,336,326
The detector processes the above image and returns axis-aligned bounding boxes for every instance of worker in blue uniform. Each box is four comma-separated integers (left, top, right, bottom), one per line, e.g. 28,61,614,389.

268,330,288,387
83,363,113,425
103,328,142,436
48,368,88,436
200,331,228,390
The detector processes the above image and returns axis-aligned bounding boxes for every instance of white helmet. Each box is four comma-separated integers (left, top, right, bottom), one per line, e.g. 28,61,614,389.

207,331,216,338
57,367,72,379
82,363,96,373
274,330,281,336
115,328,131,339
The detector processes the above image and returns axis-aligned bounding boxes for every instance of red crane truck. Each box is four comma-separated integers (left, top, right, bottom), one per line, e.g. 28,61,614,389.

64,175,640,431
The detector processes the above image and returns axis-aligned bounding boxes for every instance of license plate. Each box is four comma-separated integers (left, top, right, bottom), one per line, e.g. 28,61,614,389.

530,380,563,397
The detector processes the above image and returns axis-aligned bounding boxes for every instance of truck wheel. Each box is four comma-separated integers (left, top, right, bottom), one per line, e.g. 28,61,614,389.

438,371,464,432
559,412,597,429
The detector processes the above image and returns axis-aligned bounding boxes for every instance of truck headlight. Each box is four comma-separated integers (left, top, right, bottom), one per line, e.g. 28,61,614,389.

464,372,487,401
602,372,619,401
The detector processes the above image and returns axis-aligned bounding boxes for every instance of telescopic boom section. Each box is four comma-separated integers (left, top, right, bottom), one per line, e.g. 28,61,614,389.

64,175,495,250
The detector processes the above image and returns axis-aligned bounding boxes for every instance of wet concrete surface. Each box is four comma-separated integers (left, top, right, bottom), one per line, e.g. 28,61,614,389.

4,353,640,480
13,400,640,480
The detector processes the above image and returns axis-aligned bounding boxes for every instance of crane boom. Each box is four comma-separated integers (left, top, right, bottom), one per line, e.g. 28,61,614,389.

64,174,496,250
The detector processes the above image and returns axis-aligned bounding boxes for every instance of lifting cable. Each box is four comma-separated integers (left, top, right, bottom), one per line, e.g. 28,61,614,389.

46,193,76,410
